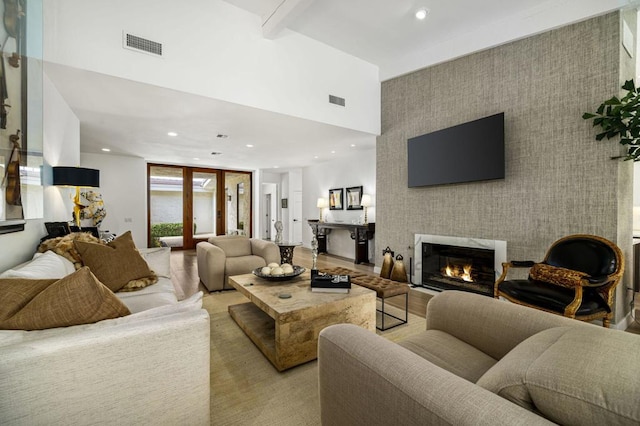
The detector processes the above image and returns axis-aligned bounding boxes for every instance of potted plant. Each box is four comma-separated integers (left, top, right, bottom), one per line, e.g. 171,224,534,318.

583,79,640,160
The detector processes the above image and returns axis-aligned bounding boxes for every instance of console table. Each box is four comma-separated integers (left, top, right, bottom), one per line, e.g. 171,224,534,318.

308,220,375,264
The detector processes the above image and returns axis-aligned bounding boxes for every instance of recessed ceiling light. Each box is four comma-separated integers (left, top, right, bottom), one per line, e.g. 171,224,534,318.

167,131,178,137
246,144,254,148
350,144,356,148
274,166,279,169
331,150,336,154
415,8,429,20
193,157,200,160
101,148,111,152
314,155,319,159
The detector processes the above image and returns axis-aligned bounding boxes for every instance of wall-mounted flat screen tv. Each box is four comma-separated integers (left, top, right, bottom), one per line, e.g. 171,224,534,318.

407,112,505,188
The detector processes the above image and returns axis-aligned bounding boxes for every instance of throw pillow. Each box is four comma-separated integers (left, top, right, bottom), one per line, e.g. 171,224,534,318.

38,232,104,269
0,250,76,279
529,263,588,288
74,231,158,292
0,267,130,330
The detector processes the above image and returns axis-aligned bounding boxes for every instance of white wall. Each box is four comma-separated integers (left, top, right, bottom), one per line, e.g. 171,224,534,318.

81,153,147,247
302,148,376,261
43,0,380,135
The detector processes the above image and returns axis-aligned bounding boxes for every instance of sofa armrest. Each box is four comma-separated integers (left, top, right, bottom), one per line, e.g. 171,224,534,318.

250,239,281,265
318,324,553,426
0,309,210,425
426,291,590,360
196,241,226,291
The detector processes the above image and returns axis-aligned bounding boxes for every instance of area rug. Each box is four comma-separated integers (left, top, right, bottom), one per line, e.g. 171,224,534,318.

205,292,426,425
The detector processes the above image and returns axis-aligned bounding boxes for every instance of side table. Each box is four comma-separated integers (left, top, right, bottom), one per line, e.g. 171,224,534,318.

275,241,301,264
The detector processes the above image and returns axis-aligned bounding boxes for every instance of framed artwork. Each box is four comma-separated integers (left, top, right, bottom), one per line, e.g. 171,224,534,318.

346,186,363,210
329,188,343,210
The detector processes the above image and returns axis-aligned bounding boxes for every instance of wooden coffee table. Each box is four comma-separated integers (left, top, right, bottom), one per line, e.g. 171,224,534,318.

228,270,376,371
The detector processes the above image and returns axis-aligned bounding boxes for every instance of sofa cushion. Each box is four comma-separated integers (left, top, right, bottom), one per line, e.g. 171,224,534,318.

225,255,268,277
0,251,76,279
210,236,252,257
477,326,640,424
398,329,498,383
139,247,171,278
75,231,157,292
0,267,130,330
116,277,178,313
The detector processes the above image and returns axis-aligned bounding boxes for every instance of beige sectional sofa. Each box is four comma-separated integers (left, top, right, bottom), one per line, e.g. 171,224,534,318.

318,290,640,425
0,247,211,425
196,235,280,291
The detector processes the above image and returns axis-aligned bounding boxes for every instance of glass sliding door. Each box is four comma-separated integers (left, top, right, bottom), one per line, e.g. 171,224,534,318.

192,170,219,244
224,171,252,236
148,165,184,248
148,164,251,248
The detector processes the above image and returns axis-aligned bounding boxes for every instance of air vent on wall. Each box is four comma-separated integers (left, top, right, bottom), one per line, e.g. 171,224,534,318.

123,32,163,56
329,94,346,107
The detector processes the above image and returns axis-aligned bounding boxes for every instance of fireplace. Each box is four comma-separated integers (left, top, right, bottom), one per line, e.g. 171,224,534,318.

413,234,507,297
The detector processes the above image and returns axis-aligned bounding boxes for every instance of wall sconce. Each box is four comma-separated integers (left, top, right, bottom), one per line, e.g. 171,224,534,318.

360,194,373,225
316,197,328,222
52,166,100,227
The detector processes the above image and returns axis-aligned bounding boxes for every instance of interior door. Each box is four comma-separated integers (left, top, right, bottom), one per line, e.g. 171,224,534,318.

293,190,302,243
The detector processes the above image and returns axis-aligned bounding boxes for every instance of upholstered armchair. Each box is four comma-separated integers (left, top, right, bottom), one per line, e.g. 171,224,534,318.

494,234,624,327
196,235,280,291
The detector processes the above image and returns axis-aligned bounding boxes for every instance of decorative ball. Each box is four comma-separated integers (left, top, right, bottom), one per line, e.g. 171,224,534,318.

282,265,294,274
261,266,271,275
268,262,280,269
271,267,284,275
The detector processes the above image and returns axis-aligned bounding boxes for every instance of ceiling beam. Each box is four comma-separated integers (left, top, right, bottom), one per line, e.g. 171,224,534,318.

262,0,315,39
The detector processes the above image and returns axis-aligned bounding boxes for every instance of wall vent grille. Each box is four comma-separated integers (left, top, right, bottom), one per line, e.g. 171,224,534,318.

124,33,163,56
329,95,346,107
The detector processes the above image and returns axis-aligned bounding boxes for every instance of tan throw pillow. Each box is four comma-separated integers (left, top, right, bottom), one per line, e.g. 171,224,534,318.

529,263,588,288
74,231,158,292
0,267,130,330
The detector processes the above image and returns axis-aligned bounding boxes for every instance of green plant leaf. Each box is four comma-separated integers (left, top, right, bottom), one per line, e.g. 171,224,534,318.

604,96,621,105
583,112,596,119
622,79,636,92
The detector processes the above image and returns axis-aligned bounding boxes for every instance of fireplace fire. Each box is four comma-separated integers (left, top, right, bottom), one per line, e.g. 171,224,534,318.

413,234,507,298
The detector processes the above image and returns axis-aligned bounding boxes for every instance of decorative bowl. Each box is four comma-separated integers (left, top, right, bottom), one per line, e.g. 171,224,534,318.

252,265,306,282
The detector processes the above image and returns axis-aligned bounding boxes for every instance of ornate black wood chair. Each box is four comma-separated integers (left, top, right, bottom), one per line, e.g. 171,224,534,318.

494,234,624,328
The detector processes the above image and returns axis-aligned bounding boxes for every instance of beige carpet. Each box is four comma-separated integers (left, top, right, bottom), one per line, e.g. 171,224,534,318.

206,291,426,426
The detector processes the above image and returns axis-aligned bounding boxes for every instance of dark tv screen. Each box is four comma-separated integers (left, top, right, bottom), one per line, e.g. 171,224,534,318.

407,113,505,188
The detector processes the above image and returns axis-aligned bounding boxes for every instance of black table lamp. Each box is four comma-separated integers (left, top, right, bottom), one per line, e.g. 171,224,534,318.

52,166,100,227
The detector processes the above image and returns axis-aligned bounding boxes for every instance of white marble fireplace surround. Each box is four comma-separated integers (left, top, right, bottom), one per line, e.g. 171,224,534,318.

413,234,507,287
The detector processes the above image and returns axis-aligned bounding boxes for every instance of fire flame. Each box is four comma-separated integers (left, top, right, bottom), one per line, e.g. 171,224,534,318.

443,263,474,282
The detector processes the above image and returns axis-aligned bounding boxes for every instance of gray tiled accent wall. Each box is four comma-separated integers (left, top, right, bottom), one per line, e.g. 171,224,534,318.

377,12,635,324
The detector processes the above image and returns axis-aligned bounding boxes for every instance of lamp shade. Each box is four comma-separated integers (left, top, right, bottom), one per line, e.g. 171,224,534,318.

52,167,100,188
317,197,329,208
360,194,372,207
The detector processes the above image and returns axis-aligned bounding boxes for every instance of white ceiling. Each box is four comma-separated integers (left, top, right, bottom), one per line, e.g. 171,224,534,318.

48,0,639,172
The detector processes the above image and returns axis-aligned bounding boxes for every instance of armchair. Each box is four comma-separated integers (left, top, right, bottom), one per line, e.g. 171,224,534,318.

494,234,624,327
196,235,280,291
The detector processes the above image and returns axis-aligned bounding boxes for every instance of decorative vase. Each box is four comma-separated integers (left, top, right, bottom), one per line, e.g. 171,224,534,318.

390,254,408,283
380,246,394,279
